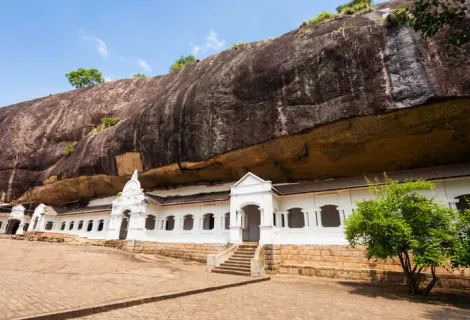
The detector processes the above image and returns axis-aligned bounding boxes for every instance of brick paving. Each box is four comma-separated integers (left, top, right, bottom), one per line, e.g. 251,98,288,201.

79,276,470,320
0,240,249,320
2,239,470,320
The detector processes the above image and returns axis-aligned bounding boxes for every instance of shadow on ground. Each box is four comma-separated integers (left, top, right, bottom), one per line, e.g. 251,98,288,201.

338,280,470,319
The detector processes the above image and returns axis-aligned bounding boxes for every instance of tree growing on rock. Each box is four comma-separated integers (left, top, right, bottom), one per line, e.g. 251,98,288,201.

387,0,469,46
169,55,197,72
133,73,146,78
345,176,470,296
65,68,104,89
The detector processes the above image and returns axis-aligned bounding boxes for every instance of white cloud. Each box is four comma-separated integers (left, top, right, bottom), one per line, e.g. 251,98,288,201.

190,43,206,56
82,35,108,59
190,29,226,57
104,76,113,82
138,59,152,72
205,29,225,50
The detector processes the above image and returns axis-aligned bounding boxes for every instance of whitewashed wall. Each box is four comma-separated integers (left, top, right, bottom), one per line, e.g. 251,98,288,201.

6,175,470,245
142,201,231,244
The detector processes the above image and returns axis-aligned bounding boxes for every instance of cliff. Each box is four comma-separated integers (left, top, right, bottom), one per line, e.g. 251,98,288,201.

1,2,470,205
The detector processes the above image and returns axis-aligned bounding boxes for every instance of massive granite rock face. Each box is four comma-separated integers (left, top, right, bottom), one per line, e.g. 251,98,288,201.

1,2,470,205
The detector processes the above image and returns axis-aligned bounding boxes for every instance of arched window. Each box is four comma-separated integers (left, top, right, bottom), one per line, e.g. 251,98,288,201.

69,221,75,230
287,208,305,228
78,220,84,230
183,214,193,230
224,213,230,230
32,217,39,230
145,215,156,230
87,220,94,232
60,222,66,231
455,195,470,212
203,213,214,230
320,205,341,227
165,216,175,231
97,220,104,231
45,221,54,230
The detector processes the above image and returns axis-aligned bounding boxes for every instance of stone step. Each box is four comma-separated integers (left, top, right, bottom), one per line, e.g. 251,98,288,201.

220,265,251,272
217,265,252,272
228,257,252,263
212,268,251,276
238,247,257,251
221,262,251,269
232,253,255,258
221,260,251,267
235,250,256,255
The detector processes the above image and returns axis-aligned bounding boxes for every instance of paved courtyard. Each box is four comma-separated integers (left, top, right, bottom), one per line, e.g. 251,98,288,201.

79,276,470,320
0,239,249,319
1,239,469,320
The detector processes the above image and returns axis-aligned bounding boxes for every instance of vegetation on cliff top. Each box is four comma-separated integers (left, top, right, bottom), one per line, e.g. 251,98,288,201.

170,55,197,72
345,176,470,296
65,68,104,89
133,73,146,78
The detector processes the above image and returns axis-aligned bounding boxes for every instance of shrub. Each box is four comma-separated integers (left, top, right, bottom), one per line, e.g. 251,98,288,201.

231,42,247,49
337,0,374,16
307,11,337,25
336,0,372,13
385,7,410,25
89,117,120,135
170,55,197,72
133,73,146,78
345,175,470,296
64,142,77,156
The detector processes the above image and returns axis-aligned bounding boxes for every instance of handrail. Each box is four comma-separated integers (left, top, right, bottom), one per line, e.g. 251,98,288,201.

250,244,265,277
206,244,238,271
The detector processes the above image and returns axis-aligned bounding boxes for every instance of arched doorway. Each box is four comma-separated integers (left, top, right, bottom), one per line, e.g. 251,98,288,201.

241,205,261,242
6,219,21,235
119,211,131,240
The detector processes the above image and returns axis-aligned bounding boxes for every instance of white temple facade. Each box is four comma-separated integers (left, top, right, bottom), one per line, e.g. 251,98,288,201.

1,164,470,246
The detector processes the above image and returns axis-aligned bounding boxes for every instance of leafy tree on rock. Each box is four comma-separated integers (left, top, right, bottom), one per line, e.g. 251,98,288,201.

65,68,104,89
388,0,469,46
345,176,470,296
133,73,146,78
169,55,197,72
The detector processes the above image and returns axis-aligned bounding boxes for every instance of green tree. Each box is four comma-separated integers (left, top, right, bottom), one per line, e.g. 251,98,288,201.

65,68,104,89
169,55,197,72
133,73,146,78
388,0,469,46
345,176,470,296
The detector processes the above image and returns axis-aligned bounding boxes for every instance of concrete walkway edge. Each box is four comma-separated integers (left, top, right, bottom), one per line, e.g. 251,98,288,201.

19,277,271,320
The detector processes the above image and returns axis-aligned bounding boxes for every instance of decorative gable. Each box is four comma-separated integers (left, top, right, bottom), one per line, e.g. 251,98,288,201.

233,172,266,187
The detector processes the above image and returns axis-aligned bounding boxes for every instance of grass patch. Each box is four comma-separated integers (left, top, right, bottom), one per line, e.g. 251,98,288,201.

231,42,247,50
89,117,120,136
337,0,374,16
383,6,410,27
64,141,77,156
307,11,337,25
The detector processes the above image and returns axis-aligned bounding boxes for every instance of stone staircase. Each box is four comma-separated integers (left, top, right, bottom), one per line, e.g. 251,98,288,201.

211,243,258,276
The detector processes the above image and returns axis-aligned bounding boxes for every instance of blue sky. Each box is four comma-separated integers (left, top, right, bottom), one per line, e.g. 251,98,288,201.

0,0,348,107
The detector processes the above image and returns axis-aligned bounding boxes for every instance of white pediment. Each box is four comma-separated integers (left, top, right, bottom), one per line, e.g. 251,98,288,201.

233,172,266,187
121,169,143,196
